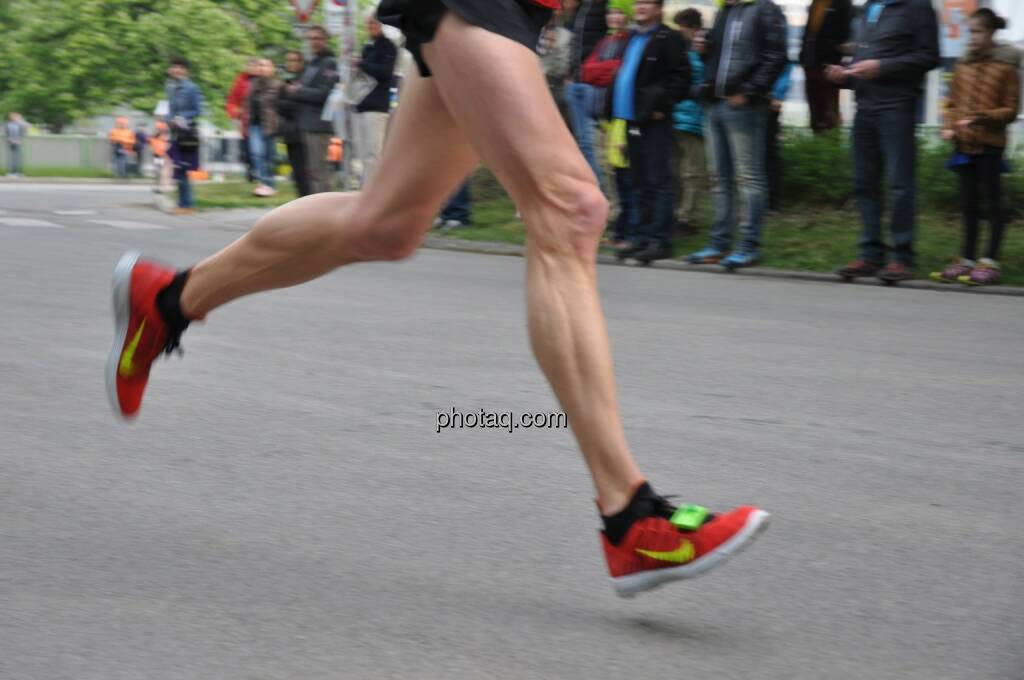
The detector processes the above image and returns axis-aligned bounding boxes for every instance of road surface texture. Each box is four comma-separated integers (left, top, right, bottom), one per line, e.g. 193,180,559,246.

2,183,1022,679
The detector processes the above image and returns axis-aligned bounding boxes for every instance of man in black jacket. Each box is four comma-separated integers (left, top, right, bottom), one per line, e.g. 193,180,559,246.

829,0,939,283
800,0,852,132
286,26,339,194
354,12,398,186
686,0,786,270
609,0,690,263
277,50,311,197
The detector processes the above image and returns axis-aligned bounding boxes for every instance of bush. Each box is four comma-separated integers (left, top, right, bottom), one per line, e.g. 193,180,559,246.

780,126,1023,215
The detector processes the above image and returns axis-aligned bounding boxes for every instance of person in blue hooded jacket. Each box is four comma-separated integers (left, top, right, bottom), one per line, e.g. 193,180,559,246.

671,8,706,236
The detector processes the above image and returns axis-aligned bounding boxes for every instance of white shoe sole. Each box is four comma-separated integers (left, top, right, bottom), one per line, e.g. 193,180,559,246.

106,250,142,421
611,509,771,598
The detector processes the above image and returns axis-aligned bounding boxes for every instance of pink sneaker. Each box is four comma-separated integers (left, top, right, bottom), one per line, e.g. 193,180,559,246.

958,258,1002,286
930,258,974,283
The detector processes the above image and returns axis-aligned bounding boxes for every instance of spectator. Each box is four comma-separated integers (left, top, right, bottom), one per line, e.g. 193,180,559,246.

247,57,283,198
108,117,136,179
566,0,609,185
766,61,794,212
932,9,1019,287
132,123,149,178
277,50,311,197
686,0,787,270
671,8,706,236
800,0,852,133
540,13,573,125
581,0,635,248
166,56,203,215
287,26,339,195
435,179,474,230
227,58,259,184
5,112,27,178
609,0,690,264
354,11,398,186
149,121,173,196
831,0,939,284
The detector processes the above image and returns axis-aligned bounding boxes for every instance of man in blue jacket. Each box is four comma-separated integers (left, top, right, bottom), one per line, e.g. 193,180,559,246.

166,57,203,214
610,0,690,264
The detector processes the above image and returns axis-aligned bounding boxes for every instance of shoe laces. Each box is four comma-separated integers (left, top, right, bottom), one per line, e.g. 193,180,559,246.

164,328,185,359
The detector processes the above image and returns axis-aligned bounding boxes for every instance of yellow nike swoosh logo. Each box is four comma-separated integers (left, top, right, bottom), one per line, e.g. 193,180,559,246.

636,540,696,564
119,320,146,378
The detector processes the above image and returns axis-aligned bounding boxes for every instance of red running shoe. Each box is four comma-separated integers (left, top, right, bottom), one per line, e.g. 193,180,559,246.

602,499,770,598
106,251,180,420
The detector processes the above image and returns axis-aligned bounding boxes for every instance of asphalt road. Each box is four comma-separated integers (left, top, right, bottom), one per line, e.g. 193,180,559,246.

2,184,1022,679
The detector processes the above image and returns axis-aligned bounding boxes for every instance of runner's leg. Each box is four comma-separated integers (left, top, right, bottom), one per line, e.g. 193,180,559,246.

423,14,643,514
178,69,479,318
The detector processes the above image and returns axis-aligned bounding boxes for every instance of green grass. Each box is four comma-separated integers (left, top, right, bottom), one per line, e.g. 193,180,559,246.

193,182,297,210
0,166,115,178
441,198,1024,287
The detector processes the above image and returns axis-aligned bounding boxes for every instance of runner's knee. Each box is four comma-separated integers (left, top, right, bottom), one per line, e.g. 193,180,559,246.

352,206,433,262
527,180,608,260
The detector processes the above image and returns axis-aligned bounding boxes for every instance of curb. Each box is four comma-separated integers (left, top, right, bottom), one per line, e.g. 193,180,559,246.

422,236,1024,298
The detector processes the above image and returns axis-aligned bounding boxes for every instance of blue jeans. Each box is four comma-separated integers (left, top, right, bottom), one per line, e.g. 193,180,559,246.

565,81,603,186
853,107,917,265
705,101,768,253
8,143,23,174
248,125,276,188
440,180,472,224
113,147,129,178
177,173,193,208
626,119,675,248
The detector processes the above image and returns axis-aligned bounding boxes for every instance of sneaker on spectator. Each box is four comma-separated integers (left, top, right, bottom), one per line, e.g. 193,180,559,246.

877,261,914,283
441,219,468,231
959,258,1001,286
685,246,726,265
930,257,974,283
721,250,760,270
837,259,881,279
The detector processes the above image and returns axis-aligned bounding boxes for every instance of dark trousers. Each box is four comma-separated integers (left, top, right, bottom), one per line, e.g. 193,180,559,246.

612,167,639,242
285,140,311,197
440,180,472,223
626,118,675,248
853,107,917,266
959,152,1006,261
805,67,841,133
766,107,782,211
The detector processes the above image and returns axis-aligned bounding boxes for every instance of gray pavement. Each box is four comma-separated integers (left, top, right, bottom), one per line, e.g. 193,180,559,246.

1,185,1023,679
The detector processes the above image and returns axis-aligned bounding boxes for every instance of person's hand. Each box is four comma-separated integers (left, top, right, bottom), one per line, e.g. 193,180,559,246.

727,93,748,109
286,82,300,93
940,129,956,141
956,117,976,129
846,59,881,80
351,56,362,70
825,64,847,84
770,99,783,113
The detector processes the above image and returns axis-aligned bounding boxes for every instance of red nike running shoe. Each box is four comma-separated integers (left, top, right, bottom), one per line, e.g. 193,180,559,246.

106,251,179,420
602,501,770,597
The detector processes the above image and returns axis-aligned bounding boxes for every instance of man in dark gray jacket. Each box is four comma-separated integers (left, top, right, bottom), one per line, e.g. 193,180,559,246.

830,0,939,283
686,0,787,270
285,26,340,194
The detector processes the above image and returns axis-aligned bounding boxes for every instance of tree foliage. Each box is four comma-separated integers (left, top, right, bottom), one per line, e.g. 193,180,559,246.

0,0,298,130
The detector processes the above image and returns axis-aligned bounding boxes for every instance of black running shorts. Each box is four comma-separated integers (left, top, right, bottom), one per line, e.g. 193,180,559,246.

378,0,553,77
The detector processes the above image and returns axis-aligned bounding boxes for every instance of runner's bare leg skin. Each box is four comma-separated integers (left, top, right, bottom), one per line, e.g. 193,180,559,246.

423,14,643,515
178,69,479,319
